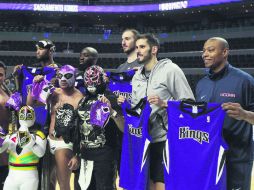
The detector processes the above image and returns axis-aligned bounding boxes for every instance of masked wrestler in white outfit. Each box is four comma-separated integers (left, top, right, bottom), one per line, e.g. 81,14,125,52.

0,106,46,190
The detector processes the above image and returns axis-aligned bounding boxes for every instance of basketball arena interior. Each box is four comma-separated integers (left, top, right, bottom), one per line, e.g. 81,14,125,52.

0,0,253,189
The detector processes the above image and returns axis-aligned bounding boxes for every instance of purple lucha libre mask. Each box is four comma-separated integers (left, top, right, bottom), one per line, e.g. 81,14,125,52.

31,79,55,104
57,65,76,88
6,92,22,111
90,100,110,128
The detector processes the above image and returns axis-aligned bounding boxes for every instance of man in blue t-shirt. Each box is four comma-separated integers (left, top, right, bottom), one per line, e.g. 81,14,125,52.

196,37,254,190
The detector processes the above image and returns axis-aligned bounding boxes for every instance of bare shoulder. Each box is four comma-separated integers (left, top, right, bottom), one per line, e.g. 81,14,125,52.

74,88,84,101
74,88,83,97
50,88,61,105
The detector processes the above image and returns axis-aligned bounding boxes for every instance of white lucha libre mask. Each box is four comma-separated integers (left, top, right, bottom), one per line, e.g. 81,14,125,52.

58,71,75,87
18,106,35,128
58,65,76,88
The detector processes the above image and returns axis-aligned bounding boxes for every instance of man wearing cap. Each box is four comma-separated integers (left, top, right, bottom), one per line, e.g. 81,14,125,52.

13,39,58,73
12,39,58,130
12,39,59,190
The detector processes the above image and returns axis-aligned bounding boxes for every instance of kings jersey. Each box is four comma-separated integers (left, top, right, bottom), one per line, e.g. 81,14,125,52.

164,101,227,190
18,66,57,131
119,99,151,190
107,70,135,104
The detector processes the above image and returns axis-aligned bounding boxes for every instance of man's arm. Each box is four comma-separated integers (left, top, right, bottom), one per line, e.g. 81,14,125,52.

222,102,254,125
167,63,195,101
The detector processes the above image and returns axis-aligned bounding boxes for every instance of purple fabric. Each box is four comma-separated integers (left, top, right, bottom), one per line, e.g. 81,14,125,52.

0,138,4,147
0,127,6,147
31,79,55,104
90,100,110,128
6,92,22,111
0,126,6,136
59,65,76,73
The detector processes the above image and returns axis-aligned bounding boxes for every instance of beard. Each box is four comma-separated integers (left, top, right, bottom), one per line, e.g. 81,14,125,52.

137,50,152,64
124,45,135,55
37,53,50,63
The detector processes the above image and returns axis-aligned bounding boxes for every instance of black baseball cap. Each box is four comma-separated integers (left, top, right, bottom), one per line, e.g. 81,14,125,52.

36,39,55,51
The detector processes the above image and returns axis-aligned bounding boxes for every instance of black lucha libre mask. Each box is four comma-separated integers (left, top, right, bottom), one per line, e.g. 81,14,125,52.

84,65,106,95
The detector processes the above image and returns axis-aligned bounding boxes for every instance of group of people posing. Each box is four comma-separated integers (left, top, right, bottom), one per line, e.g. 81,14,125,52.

0,28,253,190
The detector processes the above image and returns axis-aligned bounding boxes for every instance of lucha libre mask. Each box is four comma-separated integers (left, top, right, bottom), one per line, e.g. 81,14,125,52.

58,65,76,88
84,65,106,94
19,106,35,128
90,100,110,128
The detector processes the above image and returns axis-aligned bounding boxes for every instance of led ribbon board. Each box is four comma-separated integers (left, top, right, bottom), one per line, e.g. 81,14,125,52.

0,0,241,13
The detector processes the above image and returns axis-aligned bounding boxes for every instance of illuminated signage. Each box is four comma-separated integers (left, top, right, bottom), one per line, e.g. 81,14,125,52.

33,4,78,12
0,0,242,13
159,1,188,11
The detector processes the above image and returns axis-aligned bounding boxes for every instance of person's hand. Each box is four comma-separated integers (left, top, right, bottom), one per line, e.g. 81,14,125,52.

147,95,167,108
222,102,247,120
132,66,140,71
68,156,80,170
33,75,44,83
100,95,113,113
13,64,23,75
117,95,125,105
104,76,109,83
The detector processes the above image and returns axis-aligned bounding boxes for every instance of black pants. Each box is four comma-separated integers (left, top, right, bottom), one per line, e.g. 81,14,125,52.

0,165,8,190
150,141,165,183
73,169,81,190
116,129,123,173
39,145,56,190
85,159,117,190
226,160,253,190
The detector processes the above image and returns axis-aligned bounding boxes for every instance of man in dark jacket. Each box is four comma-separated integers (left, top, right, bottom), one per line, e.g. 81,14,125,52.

196,37,254,190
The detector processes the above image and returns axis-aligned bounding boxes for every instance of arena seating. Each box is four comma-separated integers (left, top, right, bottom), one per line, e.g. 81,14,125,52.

0,54,253,70
1,37,254,53
0,17,254,34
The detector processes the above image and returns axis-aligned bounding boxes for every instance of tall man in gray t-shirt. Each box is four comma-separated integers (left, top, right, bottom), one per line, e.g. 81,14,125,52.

116,29,140,72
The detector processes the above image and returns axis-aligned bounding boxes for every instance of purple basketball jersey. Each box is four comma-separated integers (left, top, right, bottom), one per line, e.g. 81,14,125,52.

120,99,151,190
19,66,56,130
164,101,227,190
107,70,135,103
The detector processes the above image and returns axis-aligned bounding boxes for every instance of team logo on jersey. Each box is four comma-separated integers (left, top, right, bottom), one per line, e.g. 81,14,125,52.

179,114,184,118
220,92,236,98
113,90,132,102
179,126,209,144
128,124,142,137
